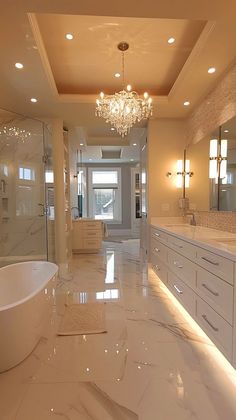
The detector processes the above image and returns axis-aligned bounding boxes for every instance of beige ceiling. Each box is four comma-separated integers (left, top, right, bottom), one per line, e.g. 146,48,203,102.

36,14,206,96
0,0,236,143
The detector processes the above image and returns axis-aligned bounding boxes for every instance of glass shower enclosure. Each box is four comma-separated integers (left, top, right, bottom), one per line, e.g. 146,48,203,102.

0,109,55,266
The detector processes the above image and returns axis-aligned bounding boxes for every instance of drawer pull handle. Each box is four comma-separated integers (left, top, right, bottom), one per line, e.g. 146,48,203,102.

202,283,219,297
201,256,219,266
174,261,183,269
154,265,160,271
202,314,219,332
172,242,183,249
154,247,160,253
154,233,160,237
174,284,183,294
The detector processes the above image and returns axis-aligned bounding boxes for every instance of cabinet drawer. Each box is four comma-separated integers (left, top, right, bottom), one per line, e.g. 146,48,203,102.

196,297,233,361
83,221,101,230
151,254,168,284
151,228,169,244
168,249,197,290
196,267,233,325
150,237,168,263
167,235,197,260
83,238,101,249
82,230,102,239
196,248,234,285
168,272,196,318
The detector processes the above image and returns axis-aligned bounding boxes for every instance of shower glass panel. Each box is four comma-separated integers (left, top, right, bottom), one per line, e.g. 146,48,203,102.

0,109,49,266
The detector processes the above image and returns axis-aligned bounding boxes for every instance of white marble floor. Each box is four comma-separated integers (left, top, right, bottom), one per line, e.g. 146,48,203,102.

1,240,236,419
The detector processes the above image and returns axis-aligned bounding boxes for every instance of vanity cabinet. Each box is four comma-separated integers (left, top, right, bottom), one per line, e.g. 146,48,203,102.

72,220,103,253
150,225,236,365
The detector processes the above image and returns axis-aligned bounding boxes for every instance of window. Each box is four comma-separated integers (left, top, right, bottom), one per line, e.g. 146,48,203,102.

19,166,35,181
92,170,118,184
88,168,122,222
45,170,54,183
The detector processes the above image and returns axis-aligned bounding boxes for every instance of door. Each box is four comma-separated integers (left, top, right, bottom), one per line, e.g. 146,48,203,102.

0,113,48,266
140,135,148,260
131,167,141,237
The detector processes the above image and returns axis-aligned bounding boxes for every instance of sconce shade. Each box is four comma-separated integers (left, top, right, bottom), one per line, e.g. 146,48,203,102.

176,160,183,188
185,160,190,188
209,139,218,179
221,139,228,158
209,139,218,157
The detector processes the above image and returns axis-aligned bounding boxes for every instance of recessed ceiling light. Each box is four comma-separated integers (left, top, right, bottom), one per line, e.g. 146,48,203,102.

133,143,137,146
89,158,92,161
168,37,175,44
30,98,37,103
130,159,134,161
183,101,190,106
224,129,229,133
80,143,84,146
111,128,115,131
65,33,73,40
208,67,216,74
115,73,120,78
15,62,23,69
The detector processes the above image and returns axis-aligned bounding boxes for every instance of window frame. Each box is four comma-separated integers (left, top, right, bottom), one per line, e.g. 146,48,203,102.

88,167,122,223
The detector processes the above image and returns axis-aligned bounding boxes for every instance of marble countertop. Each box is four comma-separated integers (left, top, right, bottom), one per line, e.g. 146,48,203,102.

150,217,236,261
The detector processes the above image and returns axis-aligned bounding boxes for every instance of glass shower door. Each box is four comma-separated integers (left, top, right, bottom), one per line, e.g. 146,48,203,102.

0,110,48,266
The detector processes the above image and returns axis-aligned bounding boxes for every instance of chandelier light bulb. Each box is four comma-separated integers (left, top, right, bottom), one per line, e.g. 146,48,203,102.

100,92,104,99
144,92,149,99
127,84,132,92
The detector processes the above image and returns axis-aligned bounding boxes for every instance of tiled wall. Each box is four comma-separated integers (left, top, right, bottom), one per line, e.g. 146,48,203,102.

194,211,236,233
187,62,236,145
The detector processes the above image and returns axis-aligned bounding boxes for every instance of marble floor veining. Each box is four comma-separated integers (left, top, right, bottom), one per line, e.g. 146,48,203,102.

1,240,236,419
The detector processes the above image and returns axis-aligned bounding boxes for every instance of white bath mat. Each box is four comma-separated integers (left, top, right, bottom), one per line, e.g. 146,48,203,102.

57,302,107,336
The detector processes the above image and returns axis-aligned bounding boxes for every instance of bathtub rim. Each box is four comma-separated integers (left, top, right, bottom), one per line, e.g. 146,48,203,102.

0,261,58,313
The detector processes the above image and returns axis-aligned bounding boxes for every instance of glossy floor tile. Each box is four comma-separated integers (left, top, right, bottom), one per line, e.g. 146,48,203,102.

1,240,236,419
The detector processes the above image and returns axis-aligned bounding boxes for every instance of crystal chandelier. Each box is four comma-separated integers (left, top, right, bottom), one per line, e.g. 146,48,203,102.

95,42,153,137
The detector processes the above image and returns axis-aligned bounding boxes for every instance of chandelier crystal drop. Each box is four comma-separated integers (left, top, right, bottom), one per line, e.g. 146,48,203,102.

95,42,153,137
0,125,31,142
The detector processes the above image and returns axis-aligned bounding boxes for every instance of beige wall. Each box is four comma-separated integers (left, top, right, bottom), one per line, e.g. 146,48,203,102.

148,118,187,219
186,136,210,211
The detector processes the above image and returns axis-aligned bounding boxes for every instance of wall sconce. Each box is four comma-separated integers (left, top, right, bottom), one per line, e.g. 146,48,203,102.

176,150,193,189
209,132,227,179
166,150,193,189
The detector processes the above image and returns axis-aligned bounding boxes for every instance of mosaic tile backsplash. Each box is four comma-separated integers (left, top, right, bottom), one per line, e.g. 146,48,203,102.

193,211,236,233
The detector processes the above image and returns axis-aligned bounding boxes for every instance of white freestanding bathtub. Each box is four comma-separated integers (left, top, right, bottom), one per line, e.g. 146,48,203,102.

0,261,58,372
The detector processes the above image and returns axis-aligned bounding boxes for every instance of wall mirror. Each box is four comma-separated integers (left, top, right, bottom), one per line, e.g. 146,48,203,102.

186,115,236,212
